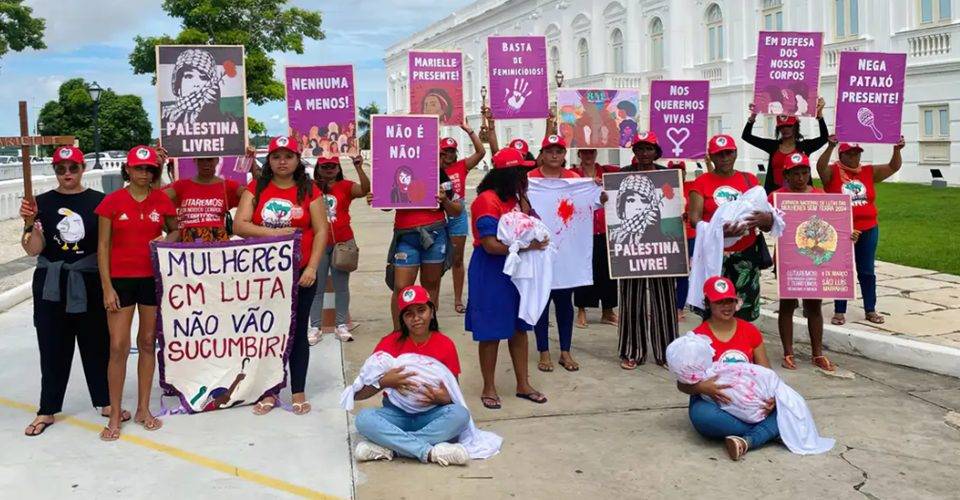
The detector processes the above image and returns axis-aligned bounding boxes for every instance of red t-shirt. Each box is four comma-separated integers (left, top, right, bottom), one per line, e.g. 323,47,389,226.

95,188,176,278
770,149,797,188
683,180,697,239
444,160,469,201
768,185,825,205
470,190,519,247
527,167,582,179
323,180,356,243
824,163,878,231
690,171,760,252
248,180,321,269
573,164,619,234
170,179,241,228
373,331,461,376
693,319,763,364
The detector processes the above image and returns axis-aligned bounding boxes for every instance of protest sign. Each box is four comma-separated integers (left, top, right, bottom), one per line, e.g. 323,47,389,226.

556,89,640,149
649,81,710,159
284,65,359,158
370,115,440,209
487,36,549,119
603,170,688,279
753,31,823,117
152,235,300,413
836,52,906,143
157,45,247,158
175,156,248,186
409,51,464,126
774,193,855,300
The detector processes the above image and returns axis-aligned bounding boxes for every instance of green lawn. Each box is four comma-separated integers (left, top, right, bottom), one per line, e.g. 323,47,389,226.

872,183,960,275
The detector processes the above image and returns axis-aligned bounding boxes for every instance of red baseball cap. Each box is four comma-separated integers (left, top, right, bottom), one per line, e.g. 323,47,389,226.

397,285,431,312
708,134,737,155
440,137,458,150
492,148,536,169
783,152,810,171
776,115,799,128
541,134,567,150
53,146,85,166
838,143,863,154
315,154,339,167
509,138,530,155
704,276,738,302
268,136,300,155
667,160,687,170
126,145,159,167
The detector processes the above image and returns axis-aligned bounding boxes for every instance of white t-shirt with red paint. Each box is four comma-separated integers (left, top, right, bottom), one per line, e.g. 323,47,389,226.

527,177,601,290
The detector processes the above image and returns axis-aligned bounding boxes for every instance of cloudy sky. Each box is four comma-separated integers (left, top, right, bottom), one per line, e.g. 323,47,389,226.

0,0,474,137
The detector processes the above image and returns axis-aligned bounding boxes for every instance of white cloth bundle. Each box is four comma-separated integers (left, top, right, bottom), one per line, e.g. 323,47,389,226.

686,185,785,310
666,332,834,455
340,352,503,459
497,210,554,325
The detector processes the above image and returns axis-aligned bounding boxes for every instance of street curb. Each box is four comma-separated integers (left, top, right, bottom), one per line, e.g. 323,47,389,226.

0,282,30,313
756,309,960,379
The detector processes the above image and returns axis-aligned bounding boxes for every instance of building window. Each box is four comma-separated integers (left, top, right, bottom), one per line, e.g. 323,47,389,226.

706,4,724,62
764,116,776,137
550,46,561,78
610,28,625,73
919,0,952,24
578,38,590,76
650,17,664,70
919,104,951,164
465,70,474,104
834,0,859,39
709,116,724,136
763,0,784,30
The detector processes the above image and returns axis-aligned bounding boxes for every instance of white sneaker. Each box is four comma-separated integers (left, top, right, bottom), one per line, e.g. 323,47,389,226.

354,440,393,462
307,327,322,346
335,324,354,342
428,443,469,466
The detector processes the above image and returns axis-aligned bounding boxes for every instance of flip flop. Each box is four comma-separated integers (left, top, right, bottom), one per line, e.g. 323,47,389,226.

252,399,276,416
454,303,466,314
99,426,120,442
865,312,885,324
24,419,54,437
812,355,836,372
781,354,797,370
620,359,638,370
134,415,163,431
101,409,132,422
601,317,619,326
725,436,748,461
291,402,312,415
537,361,554,372
558,359,580,372
575,318,588,329
831,314,845,326
515,391,547,404
480,396,501,409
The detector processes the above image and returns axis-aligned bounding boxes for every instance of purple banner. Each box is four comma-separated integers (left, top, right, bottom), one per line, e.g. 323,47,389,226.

753,31,823,117
775,193,855,300
487,36,549,119
285,65,359,158
176,156,249,185
370,115,439,209
836,52,906,144
409,51,463,126
556,89,640,149
649,80,710,159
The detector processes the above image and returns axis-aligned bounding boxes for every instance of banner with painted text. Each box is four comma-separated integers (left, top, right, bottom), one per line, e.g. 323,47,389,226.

370,114,440,209
753,31,823,117
285,65,359,158
836,52,906,143
649,80,709,159
556,88,640,149
409,51,464,126
487,36,549,119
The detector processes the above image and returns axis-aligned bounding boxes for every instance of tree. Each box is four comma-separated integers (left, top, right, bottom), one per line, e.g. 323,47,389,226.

38,78,152,153
358,102,380,150
0,0,45,60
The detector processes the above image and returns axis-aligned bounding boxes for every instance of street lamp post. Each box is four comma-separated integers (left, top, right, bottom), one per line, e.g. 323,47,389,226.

87,81,103,170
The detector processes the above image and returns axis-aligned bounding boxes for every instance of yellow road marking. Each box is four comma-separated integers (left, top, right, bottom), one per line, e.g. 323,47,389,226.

0,396,345,500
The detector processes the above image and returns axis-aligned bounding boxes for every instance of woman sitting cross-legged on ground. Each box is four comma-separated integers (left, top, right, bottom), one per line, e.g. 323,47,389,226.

345,285,502,466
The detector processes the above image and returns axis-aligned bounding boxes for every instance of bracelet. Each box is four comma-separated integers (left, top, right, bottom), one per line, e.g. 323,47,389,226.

23,224,34,234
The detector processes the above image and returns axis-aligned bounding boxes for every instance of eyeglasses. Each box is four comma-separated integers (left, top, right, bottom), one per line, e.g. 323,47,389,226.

54,164,82,175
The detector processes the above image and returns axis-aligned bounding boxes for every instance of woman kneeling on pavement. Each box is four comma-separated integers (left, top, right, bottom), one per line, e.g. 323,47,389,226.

677,277,779,461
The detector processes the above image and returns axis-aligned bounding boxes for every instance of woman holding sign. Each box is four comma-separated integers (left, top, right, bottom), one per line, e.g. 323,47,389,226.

817,136,904,326
164,154,247,242
234,136,329,416
741,98,829,193
96,146,178,440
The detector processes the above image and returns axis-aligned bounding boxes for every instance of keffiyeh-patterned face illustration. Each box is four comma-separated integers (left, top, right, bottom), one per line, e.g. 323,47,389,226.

613,174,663,244
162,49,224,123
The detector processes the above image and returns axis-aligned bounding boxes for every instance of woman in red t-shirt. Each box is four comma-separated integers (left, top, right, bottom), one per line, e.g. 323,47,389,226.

741,99,828,193
678,276,779,461
307,154,370,343
669,160,697,322
164,154,246,242
96,145,178,441
234,136,329,416
817,135,904,327
350,285,471,465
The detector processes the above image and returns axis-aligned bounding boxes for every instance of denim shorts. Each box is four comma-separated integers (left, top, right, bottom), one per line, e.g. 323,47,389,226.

394,227,448,267
446,209,469,237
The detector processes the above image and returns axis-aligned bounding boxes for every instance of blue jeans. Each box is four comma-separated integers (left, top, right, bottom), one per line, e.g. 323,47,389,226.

535,288,574,352
688,396,780,449
354,398,470,462
394,227,448,266
834,225,879,314
675,237,696,309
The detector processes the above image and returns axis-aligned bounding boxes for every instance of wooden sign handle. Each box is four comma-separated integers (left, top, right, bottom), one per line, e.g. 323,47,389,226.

19,101,34,245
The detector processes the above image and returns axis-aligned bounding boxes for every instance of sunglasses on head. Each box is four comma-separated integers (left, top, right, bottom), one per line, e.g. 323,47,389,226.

54,164,82,175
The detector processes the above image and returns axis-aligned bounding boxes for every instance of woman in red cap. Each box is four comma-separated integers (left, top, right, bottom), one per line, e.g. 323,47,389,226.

467,147,549,408
164,154,247,242
572,148,620,329
351,285,471,466
616,131,679,369
440,122,486,315
19,146,117,436
234,135,329,416
668,160,697,322
677,276,778,461
817,135,905,326
308,153,369,343
741,97,829,193
688,134,774,322
96,145,178,440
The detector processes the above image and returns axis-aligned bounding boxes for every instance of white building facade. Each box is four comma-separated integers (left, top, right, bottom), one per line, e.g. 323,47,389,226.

385,0,960,184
